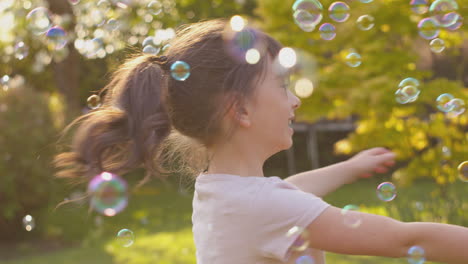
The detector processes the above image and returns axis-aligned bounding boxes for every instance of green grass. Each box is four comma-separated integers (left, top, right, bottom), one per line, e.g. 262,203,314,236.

1,177,466,264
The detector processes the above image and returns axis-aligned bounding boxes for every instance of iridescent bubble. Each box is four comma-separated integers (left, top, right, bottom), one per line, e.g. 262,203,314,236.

143,45,160,55
410,0,429,15
295,255,315,264
14,41,29,60
445,13,463,30
22,215,35,231
446,98,465,116
105,18,121,31
142,37,155,47
328,1,350,23
87,94,102,109
395,88,411,104
429,38,445,53
436,93,454,112
117,229,135,247
224,27,265,63
26,7,52,35
356,15,374,31
399,77,420,88
429,0,459,27
376,182,397,202
46,26,67,50
359,0,373,3
458,161,468,182
170,61,191,81
161,44,170,53
319,23,336,40
88,172,128,216
148,0,163,16
345,52,361,67
401,85,420,101
407,246,425,264
417,17,440,40
292,0,323,30
285,226,309,252
341,204,362,228
85,38,104,58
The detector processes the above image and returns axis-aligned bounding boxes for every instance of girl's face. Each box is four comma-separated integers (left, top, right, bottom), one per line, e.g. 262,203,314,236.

240,56,301,154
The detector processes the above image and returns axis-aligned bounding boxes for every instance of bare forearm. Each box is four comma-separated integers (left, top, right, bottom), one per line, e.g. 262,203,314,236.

284,161,356,197
405,222,468,264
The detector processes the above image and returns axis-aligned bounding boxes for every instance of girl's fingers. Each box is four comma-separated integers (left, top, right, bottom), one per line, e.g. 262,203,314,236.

374,166,388,173
360,172,373,178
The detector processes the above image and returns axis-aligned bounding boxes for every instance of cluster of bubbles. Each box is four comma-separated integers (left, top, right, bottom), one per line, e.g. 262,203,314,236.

284,226,315,263
435,93,465,116
292,0,375,43
26,7,68,52
413,0,463,52
87,171,128,217
395,77,421,104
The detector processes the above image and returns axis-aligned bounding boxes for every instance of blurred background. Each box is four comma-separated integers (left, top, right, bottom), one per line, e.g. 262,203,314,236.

0,0,466,263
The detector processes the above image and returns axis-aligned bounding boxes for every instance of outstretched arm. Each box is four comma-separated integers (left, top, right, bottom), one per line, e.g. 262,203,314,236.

284,147,396,197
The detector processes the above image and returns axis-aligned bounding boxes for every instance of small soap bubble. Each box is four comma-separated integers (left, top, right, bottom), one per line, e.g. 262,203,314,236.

142,37,155,47
117,229,135,247
143,45,160,55
161,44,170,53
285,226,309,252
446,98,465,116
170,61,191,81
356,15,375,31
430,38,445,53
295,254,315,264
395,88,411,104
87,94,102,109
410,0,429,15
22,215,35,231
376,182,397,202
224,27,266,63
345,52,362,67
46,26,68,50
341,204,362,228
359,0,373,3
148,0,163,16
399,77,420,88
328,1,350,23
14,41,29,60
26,7,52,35
445,13,463,31
436,93,454,112
458,161,468,182
292,0,323,30
429,0,459,28
407,246,425,264
88,172,128,216
401,85,420,101
105,18,121,31
319,23,336,40
417,17,440,40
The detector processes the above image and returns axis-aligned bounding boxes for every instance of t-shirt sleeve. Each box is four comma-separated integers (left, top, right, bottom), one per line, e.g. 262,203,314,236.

251,177,330,262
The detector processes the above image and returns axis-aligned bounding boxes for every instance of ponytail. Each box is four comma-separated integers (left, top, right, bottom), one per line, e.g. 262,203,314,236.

54,55,172,186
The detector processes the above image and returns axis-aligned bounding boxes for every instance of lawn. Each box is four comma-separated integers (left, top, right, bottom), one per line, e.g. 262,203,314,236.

1,175,465,264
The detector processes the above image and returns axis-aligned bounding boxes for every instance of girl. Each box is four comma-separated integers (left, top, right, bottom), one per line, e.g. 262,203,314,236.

54,19,468,264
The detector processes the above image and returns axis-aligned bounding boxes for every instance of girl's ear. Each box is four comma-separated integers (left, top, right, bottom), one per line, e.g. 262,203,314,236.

228,103,251,128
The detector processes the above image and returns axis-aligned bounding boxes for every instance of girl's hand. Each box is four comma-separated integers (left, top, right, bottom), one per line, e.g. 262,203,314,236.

346,147,396,180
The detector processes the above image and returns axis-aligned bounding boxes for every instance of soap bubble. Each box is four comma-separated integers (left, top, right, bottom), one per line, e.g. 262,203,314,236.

22,215,35,231
319,23,336,40
285,226,310,252
170,61,191,81
445,13,463,30
407,246,425,264
14,41,29,60
376,182,397,202
356,15,375,31
295,254,315,264
410,0,429,14
45,26,68,50
417,17,440,40
143,45,160,55
292,0,323,30
224,26,266,63
436,93,454,112
445,98,465,116
429,0,459,28
148,1,163,16
329,1,350,23
88,172,128,216
399,77,420,88
87,95,102,109
26,7,52,35
345,52,362,67
401,85,420,101
105,18,121,31
429,38,445,53
458,161,468,182
341,204,362,228
117,229,135,247
359,0,373,3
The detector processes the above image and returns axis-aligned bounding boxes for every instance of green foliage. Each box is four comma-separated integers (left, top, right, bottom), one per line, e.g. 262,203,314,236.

0,81,63,240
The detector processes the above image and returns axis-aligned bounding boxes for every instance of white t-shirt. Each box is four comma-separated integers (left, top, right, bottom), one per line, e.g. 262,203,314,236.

192,173,330,263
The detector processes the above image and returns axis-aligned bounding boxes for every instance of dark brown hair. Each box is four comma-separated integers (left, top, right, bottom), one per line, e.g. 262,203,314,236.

53,18,283,187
